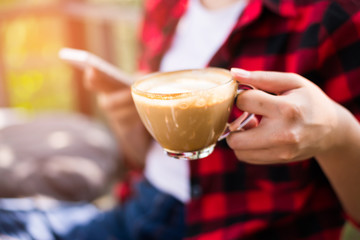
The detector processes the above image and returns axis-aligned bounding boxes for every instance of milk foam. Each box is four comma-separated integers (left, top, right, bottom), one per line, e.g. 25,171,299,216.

132,70,235,107
147,78,219,94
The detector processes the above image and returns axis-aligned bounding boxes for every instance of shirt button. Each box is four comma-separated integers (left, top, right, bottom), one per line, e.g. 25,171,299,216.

191,184,202,198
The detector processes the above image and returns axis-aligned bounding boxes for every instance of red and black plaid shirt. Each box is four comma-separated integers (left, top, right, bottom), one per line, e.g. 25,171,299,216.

138,0,360,239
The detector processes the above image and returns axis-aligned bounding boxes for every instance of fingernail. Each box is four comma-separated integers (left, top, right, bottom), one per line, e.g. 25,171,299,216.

231,68,250,78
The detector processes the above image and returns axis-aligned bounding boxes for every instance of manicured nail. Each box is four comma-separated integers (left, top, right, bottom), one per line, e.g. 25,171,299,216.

231,68,250,78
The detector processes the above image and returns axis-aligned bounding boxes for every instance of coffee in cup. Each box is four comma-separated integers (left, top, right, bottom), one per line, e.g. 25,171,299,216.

131,68,252,160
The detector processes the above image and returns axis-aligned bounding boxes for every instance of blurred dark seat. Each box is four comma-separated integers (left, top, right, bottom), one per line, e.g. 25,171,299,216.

0,111,121,202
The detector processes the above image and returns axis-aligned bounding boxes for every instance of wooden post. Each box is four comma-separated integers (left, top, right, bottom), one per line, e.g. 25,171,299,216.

63,0,93,116
0,25,9,108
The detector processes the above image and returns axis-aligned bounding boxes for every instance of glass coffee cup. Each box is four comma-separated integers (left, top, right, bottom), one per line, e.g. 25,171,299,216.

131,68,253,160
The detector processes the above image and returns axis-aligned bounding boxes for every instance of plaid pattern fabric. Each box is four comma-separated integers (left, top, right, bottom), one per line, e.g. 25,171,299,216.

0,180,184,240
139,0,360,239
0,197,99,240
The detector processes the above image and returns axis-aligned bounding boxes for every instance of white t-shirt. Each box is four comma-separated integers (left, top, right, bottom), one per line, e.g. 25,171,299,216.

144,0,247,203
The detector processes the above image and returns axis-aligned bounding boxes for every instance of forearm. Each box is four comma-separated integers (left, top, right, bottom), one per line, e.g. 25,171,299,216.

316,104,360,223
111,120,152,170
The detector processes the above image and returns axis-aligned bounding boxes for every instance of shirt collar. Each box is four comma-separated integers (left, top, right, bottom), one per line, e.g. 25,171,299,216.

261,0,297,18
179,0,298,18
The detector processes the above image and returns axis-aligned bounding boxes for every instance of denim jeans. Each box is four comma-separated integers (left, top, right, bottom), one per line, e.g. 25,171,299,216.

0,179,185,240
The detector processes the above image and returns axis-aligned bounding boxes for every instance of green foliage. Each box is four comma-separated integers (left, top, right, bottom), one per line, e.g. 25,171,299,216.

342,221,360,240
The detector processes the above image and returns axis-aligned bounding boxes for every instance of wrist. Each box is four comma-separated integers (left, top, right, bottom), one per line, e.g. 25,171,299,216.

316,103,358,163
115,122,152,169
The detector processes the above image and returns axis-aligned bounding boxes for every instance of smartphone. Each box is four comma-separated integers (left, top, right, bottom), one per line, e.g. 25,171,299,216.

58,48,133,86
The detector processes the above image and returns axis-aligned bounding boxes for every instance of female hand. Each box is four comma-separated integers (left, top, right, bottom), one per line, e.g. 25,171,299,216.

227,68,345,164
83,67,151,169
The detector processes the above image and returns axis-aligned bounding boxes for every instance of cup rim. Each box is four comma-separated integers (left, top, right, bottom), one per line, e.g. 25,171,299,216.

131,67,234,100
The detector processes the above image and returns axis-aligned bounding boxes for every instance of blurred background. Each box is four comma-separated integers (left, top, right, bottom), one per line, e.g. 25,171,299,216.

0,0,142,118
0,0,143,213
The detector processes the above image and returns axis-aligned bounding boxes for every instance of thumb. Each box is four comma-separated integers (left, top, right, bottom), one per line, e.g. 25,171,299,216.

231,68,304,94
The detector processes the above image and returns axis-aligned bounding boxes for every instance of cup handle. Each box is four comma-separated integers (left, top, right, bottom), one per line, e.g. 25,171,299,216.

218,84,255,141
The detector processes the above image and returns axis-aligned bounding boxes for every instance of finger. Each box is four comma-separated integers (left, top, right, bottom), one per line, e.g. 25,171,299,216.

226,122,276,150
84,66,128,93
97,89,133,111
235,89,280,117
241,114,259,130
108,106,139,123
231,68,304,94
233,148,286,164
